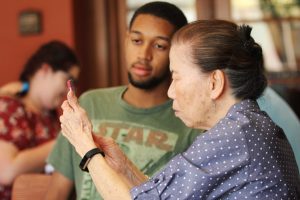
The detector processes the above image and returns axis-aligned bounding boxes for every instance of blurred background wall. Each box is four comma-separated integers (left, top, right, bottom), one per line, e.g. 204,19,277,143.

0,0,75,85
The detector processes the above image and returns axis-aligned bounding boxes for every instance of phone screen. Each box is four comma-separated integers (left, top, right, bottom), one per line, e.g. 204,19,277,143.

67,79,76,94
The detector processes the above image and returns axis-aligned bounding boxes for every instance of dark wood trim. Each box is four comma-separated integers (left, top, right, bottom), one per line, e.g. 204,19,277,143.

73,0,128,94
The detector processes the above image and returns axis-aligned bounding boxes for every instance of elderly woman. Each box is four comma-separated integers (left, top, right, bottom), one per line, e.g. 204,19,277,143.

60,20,300,199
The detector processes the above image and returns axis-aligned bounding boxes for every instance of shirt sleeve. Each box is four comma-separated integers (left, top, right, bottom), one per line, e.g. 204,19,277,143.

131,124,250,200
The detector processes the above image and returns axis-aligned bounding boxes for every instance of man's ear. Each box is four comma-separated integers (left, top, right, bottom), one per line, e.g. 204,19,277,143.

125,30,130,45
209,69,225,100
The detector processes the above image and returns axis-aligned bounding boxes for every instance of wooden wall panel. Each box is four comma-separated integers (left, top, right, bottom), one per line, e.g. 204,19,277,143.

74,0,127,94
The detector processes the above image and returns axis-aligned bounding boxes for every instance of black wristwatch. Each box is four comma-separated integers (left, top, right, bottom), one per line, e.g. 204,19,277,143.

79,148,105,172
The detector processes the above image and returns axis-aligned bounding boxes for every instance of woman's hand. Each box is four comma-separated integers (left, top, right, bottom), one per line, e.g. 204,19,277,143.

60,90,97,157
93,134,148,187
60,90,148,186
60,90,128,172
92,135,128,174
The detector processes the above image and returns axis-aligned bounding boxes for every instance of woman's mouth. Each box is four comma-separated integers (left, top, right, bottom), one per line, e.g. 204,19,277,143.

173,108,179,116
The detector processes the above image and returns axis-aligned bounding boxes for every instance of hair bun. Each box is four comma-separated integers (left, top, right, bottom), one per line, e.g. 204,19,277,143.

238,25,254,49
238,24,252,42
238,24,262,57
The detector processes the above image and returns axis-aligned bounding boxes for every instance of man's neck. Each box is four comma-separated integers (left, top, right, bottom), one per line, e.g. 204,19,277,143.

123,82,170,109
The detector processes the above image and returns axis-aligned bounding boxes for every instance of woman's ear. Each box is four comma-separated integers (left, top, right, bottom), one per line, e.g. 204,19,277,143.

209,69,225,100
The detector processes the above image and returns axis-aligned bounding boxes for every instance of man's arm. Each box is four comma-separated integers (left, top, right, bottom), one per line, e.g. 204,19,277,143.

44,172,74,200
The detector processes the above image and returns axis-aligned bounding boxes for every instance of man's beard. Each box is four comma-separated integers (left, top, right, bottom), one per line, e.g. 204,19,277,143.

128,71,170,90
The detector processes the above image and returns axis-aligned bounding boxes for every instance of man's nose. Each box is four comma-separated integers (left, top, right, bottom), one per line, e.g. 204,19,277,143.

138,43,152,61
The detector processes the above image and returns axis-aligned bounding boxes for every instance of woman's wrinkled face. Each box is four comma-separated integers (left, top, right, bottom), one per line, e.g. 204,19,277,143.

168,44,212,129
40,65,80,110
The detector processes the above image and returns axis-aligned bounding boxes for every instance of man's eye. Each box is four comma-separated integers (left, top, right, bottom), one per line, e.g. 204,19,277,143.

154,43,167,50
132,39,142,45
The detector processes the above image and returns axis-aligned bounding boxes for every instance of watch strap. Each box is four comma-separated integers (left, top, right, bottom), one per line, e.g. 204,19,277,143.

79,148,105,172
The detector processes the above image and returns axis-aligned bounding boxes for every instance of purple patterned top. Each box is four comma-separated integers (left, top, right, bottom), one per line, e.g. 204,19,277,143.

131,99,300,199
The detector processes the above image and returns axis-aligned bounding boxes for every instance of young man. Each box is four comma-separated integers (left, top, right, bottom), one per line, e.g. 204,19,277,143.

45,2,201,199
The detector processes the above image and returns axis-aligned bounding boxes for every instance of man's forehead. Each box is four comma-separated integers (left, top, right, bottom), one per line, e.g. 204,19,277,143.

132,14,172,26
129,30,171,42
130,14,175,37
131,14,175,32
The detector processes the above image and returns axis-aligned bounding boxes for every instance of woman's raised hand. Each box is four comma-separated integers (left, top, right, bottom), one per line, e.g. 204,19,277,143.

60,90,128,173
60,90,96,157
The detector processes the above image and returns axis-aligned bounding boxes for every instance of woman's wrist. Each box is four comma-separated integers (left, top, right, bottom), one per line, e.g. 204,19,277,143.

77,142,98,158
122,156,148,187
79,148,105,172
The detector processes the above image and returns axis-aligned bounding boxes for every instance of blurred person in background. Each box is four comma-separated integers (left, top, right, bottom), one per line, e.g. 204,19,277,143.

0,40,80,200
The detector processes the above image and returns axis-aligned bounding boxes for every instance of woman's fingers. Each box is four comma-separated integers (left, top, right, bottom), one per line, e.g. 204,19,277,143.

61,123,77,149
67,90,80,111
61,100,72,112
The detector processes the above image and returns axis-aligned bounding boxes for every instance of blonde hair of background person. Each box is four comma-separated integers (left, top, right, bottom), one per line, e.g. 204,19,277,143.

60,20,300,199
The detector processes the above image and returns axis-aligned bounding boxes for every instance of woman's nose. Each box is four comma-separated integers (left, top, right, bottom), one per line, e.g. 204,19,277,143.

167,81,175,99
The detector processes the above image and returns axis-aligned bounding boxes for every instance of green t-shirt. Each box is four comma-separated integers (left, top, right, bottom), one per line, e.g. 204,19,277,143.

48,86,201,200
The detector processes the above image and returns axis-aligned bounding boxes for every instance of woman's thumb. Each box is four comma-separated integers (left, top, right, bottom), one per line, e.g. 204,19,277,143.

67,90,79,110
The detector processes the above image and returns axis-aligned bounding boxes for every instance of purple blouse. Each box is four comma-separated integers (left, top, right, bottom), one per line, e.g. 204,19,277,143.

131,100,300,199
